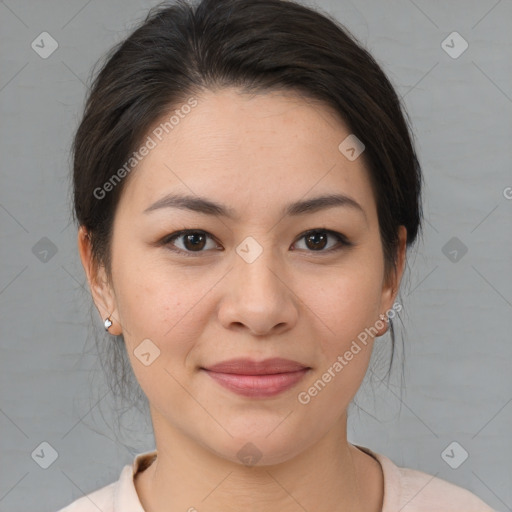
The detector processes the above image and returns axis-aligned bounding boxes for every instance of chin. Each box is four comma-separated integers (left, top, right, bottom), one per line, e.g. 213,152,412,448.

201,421,316,468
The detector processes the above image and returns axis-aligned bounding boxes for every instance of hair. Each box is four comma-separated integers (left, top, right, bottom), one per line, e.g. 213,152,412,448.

71,0,423,441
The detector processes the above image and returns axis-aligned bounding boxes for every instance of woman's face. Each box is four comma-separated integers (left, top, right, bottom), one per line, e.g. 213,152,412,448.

81,88,406,465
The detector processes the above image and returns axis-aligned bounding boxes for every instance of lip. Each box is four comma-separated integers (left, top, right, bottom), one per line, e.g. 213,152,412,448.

201,358,311,398
204,357,309,375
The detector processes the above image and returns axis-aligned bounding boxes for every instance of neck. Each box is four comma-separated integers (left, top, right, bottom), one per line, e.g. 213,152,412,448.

134,410,383,512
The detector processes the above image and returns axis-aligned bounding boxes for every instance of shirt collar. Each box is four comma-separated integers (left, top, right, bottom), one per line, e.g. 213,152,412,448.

353,444,401,511
114,450,157,511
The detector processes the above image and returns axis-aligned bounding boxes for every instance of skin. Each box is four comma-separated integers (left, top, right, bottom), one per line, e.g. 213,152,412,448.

78,87,407,512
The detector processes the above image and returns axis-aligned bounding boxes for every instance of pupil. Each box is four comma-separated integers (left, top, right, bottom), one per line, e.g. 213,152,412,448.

307,232,327,250
186,233,205,250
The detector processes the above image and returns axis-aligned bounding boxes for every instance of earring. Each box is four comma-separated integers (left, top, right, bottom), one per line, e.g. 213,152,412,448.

104,316,113,331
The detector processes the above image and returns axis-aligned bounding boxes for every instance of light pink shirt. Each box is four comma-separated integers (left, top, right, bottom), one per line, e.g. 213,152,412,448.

57,444,496,511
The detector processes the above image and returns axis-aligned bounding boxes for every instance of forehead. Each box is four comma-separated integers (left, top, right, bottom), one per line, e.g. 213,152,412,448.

116,88,376,222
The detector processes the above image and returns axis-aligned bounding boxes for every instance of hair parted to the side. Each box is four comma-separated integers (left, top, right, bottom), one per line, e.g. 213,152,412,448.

71,0,423,441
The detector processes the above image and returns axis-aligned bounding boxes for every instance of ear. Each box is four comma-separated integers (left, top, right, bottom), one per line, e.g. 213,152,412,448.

376,225,407,335
77,226,122,335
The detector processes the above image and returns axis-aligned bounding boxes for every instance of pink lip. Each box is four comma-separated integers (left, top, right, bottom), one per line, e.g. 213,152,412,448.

201,358,310,398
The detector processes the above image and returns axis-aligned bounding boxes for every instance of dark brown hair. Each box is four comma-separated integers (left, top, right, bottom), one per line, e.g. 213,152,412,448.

71,0,422,423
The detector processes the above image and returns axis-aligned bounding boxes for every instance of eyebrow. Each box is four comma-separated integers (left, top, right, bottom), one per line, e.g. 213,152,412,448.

143,192,367,222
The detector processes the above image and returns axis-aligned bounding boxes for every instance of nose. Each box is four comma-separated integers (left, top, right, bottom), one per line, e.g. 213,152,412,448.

217,245,298,337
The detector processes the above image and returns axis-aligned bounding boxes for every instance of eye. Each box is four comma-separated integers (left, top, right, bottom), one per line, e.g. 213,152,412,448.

292,229,352,253
163,230,220,256
161,228,352,257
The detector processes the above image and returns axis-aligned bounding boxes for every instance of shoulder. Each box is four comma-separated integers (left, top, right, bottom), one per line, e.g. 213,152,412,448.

55,452,156,512
396,465,496,512
354,444,496,512
55,481,115,512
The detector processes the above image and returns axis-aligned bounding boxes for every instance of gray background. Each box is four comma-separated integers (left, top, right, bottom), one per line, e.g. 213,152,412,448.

1,0,511,510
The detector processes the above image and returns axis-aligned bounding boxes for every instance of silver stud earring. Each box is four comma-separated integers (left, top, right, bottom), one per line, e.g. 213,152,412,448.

104,316,113,331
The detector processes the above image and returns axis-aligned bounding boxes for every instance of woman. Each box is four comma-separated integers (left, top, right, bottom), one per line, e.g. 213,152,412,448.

59,0,496,510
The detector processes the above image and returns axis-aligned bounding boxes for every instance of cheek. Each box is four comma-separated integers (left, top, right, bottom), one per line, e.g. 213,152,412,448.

297,266,384,412
304,260,384,349
112,252,211,366
115,270,211,404
294,269,383,417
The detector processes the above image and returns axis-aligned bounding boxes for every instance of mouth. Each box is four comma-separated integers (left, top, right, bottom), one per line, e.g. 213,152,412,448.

200,357,311,398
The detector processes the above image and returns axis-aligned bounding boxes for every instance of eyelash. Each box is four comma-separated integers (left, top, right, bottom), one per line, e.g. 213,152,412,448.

160,228,353,257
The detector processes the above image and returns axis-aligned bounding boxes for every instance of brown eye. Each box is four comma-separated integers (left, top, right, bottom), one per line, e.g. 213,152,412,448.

293,229,352,253
182,232,207,251
305,232,328,250
162,228,351,257
163,230,219,256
